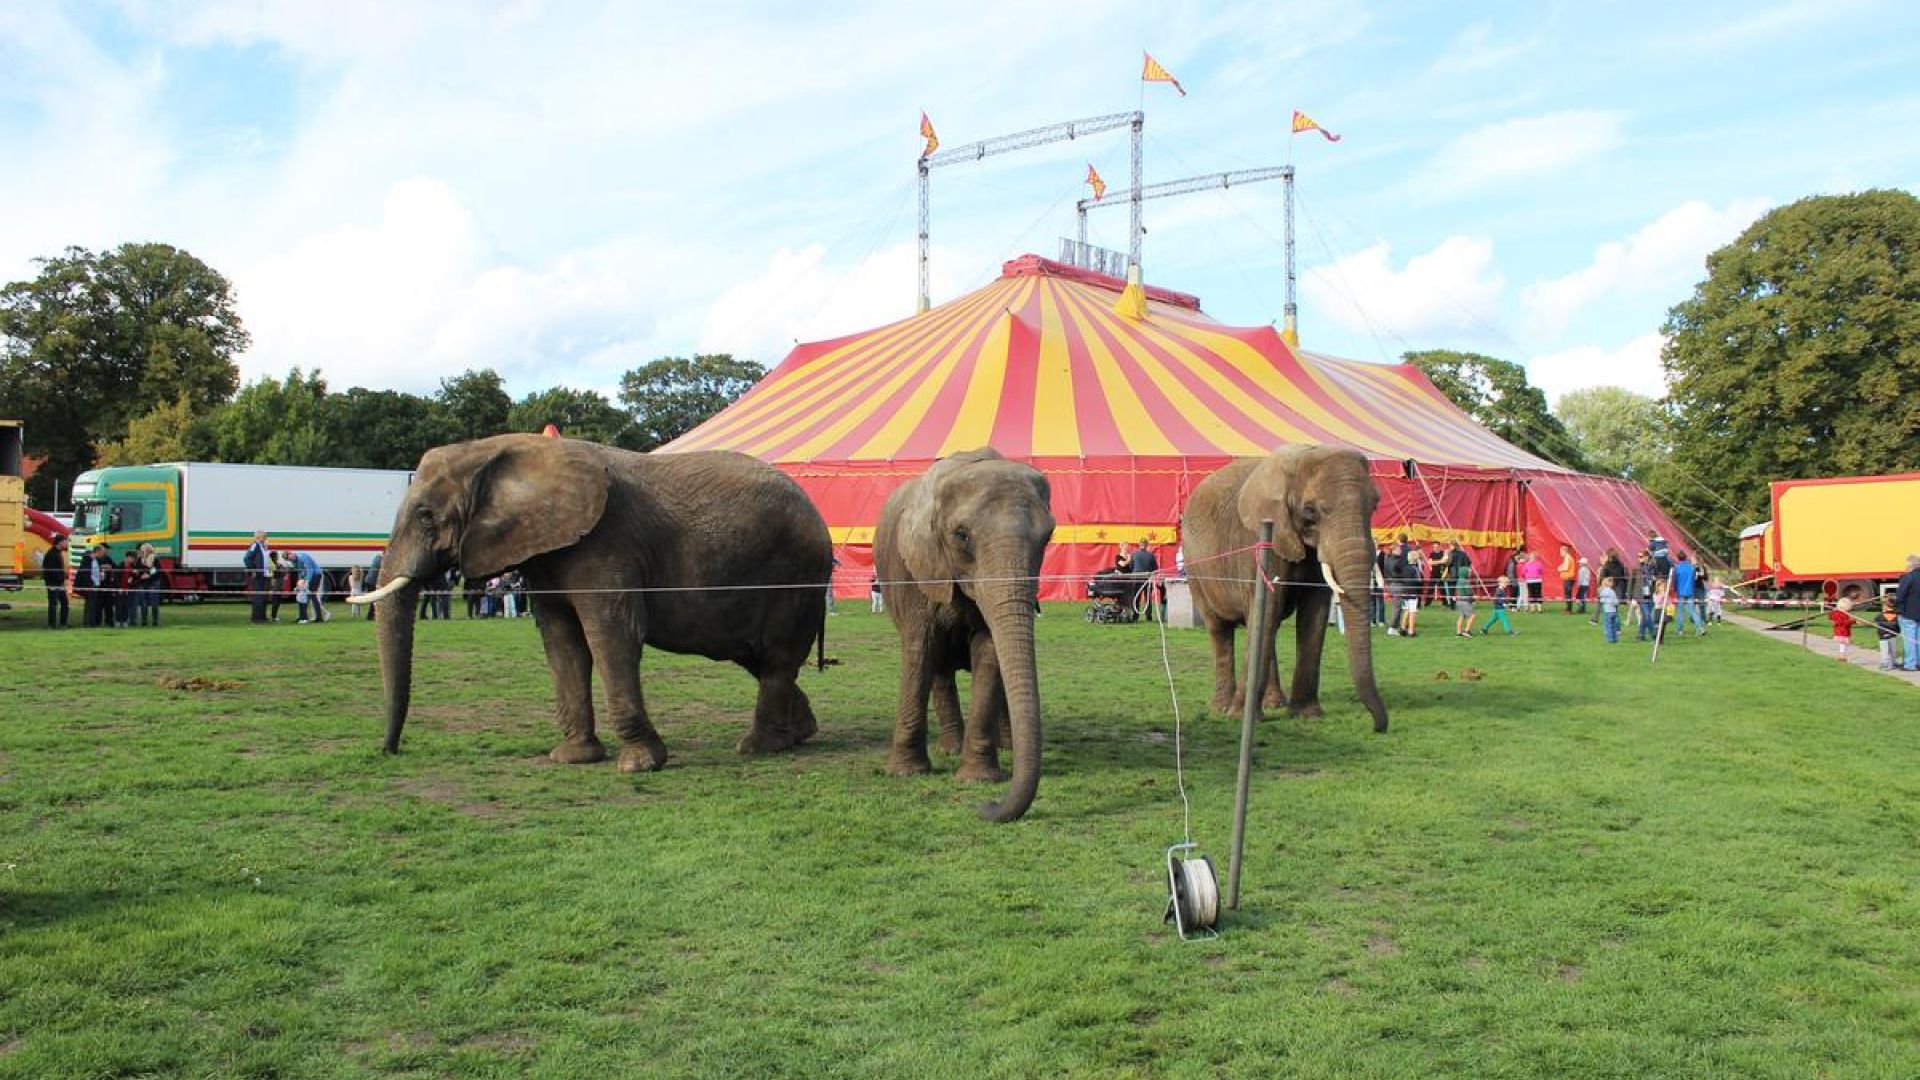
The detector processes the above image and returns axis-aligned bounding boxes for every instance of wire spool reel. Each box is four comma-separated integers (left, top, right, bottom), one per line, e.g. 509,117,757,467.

1164,842,1220,939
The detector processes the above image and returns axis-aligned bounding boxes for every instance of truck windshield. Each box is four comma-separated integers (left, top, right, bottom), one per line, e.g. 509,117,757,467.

72,502,100,530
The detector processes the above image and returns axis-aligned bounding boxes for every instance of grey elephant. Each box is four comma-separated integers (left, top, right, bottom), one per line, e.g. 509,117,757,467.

1182,445,1390,732
351,434,832,770
874,448,1055,822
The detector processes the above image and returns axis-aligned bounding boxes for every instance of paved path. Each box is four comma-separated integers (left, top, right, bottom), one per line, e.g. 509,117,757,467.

1723,612,1920,686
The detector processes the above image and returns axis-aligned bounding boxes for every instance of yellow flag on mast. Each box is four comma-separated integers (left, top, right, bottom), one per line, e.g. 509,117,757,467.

1085,164,1107,201
1141,53,1186,97
1291,110,1341,142
919,112,939,158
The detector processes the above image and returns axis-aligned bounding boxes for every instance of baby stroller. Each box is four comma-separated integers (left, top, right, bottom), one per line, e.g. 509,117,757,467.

1085,571,1146,623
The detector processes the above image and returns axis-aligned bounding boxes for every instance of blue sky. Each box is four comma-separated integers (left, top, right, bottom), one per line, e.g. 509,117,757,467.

2,0,1916,405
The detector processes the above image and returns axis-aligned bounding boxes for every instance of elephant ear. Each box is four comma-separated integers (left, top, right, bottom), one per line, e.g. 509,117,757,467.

897,461,959,605
1236,455,1308,564
461,436,610,579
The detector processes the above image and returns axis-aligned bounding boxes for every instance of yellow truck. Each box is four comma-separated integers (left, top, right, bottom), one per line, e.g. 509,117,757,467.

1,421,24,593
1741,472,1920,602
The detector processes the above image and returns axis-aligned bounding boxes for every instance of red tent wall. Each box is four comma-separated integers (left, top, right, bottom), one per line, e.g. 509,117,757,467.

791,456,1682,602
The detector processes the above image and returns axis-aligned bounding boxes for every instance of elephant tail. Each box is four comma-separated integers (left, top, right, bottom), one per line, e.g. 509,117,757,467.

816,600,827,672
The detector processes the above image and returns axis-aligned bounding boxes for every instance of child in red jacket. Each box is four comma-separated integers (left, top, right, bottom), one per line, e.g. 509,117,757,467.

1828,598,1857,663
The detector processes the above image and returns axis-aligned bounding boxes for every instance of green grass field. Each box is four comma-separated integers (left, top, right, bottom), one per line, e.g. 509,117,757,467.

1,591,1915,1079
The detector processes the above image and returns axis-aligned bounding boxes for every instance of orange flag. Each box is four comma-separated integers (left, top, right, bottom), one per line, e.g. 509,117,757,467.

1291,110,1341,142
919,112,939,158
1141,52,1186,97
1085,164,1107,201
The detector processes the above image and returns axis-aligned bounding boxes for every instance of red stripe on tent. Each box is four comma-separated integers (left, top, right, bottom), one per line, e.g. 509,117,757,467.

695,286,1007,456
1060,288,1219,456
1056,290,1128,457
1111,310,1309,453
887,310,1000,460
747,294,1002,462
986,294,1043,458
821,303,1001,461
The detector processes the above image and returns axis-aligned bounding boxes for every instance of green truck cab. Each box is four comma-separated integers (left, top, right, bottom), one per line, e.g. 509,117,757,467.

68,465,180,569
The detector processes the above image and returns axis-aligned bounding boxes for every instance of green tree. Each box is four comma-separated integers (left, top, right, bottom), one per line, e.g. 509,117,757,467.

0,243,246,503
436,368,511,442
617,354,765,451
205,369,330,465
320,387,451,469
1662,189,1920,550
1555,386,1670,480
509,386,637,448
1403,349,1588,469
95,395,210,466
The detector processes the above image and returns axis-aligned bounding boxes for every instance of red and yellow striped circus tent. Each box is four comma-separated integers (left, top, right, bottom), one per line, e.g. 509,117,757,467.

666,255,1692,599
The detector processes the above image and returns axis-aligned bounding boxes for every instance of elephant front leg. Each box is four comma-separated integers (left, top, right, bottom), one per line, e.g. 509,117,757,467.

1288,587,1331,718
536,605,606,764
584,610,669,774
954,633,1007,784
1206,618,1239,714
887,638,937,776
932,673,965,756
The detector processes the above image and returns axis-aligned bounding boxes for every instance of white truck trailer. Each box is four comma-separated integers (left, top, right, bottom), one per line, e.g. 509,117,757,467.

68,462,413,596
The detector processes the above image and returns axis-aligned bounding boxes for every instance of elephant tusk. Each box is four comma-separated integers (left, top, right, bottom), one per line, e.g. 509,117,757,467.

348,575,413,605
1320,560,1345,600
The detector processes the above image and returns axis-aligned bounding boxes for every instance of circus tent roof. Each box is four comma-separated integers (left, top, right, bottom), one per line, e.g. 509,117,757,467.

666,255,1566,473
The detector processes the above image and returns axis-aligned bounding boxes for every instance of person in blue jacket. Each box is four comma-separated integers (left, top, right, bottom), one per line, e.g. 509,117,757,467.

290,550,329,624
1671,550,1705,636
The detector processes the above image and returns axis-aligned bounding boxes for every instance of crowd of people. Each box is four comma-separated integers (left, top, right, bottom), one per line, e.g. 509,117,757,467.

1370,531,1730,644
37,534,167,629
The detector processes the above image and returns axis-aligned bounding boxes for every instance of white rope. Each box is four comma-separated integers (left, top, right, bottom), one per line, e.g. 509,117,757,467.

1150,578,1195,847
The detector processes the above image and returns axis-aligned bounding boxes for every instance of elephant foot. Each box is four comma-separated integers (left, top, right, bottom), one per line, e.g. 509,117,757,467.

954,758,1007,784
1288,701,1325,719
886,751,933,777
549,736,608,765
788,688,819,744
737,726,802,756
616,740,669,773
936,730,963,756
751,682,816,752
1262,689,1289,710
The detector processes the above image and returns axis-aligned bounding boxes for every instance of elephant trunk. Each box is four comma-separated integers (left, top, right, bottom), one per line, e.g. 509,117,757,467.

376,579,424,753
1326,534,1390,733
978,581,1042,823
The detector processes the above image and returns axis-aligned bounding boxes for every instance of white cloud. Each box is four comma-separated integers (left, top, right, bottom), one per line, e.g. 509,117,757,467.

1302,236,1506,344
234,177,657,393
1422,111,1624,196
1531,333,1669,403
1522,198,1770,335
699,242,975,365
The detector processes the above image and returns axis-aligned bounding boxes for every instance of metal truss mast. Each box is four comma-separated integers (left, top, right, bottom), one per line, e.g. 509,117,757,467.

918,110,1144,313
1076,165,1300,343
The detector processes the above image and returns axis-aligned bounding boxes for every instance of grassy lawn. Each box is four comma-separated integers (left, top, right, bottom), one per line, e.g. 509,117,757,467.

1,591,1915,1079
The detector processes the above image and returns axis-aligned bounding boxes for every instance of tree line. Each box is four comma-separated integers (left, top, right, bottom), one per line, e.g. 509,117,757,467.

4,190,1916,552
1400,189,1919,553
0,242,762,507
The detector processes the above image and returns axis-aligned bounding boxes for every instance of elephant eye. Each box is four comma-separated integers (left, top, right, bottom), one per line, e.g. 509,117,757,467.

1301,501,1321,524
952,525,972,547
